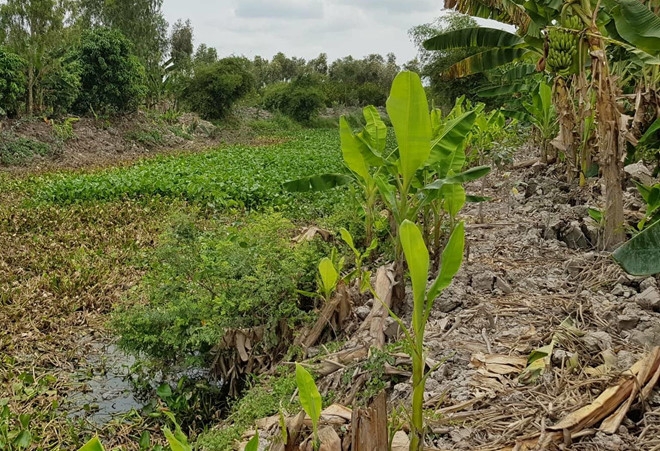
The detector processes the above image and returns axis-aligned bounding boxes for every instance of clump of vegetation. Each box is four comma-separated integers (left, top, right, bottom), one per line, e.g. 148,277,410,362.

125,128,164,148
196,369,298,450
182,57,253,120
112,213,327,367
263,75,326,123
0,132,52,165
0,46,25,117
75,27,147,115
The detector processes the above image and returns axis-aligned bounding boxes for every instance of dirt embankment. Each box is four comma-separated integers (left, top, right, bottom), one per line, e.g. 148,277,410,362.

0,110,275,174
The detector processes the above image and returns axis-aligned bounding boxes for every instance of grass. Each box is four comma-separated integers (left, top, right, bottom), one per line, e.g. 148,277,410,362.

28,129,349,219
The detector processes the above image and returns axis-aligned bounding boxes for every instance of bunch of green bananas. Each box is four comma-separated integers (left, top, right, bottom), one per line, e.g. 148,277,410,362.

546,26,578,74
562,14,581,30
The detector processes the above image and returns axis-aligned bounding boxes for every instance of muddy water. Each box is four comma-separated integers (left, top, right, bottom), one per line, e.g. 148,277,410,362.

67,342,143,425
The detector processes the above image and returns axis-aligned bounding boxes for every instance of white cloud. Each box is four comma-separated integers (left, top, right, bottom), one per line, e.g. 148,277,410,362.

160,0,471,63
235,0,324,19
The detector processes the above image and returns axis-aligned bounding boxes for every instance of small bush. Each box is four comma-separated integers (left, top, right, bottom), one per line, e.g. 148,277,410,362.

248,112,300,133
196,369,299,450
0,132,52,165
263,75,326,123
125,128,164,148
112,213,326,367
182,57,254,120
52,117,79,142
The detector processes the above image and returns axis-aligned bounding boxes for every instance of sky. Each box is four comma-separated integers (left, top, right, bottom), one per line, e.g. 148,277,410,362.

161,0,509,65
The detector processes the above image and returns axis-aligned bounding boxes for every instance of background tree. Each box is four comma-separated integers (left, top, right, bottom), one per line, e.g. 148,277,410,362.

0,46,25,116
0,0,68,114
77,0,168,105
182,56,254,120
74,27,146,115
410,12,491,111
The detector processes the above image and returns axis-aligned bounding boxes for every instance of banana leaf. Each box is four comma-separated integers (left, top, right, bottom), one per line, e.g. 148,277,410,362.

611,0,660,56
612,220,660,275
423,27,524,51
447,48,532,78
282,173,353,192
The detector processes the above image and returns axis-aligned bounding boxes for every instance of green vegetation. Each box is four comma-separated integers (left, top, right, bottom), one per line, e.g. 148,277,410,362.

0,132,52,165
75,27,146,115
31,130,347,217
182,57,254,120
112,213,327,366
196,370,298,450
0,46,24,117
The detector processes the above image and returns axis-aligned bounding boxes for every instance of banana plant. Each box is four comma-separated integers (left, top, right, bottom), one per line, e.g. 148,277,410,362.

295,363,322,450
399,219,465,450
283,73,486,250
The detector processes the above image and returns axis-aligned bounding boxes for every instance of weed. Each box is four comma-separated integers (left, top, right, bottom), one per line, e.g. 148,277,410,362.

195,369,298,450
112,213,328,367
0,132,52,165
51,117,79,142
125,129,165,148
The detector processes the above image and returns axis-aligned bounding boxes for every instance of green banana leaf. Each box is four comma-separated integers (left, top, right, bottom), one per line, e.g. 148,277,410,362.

424,166,492,191
340,116,374,181
428,110,476,176
78,437,105,451
399,220,429,315
423,27,524,51
386,71,431,190
612,220,660,275
282,173,353,192
477,82,532,98
360,105,387,153
611,0,660,56
447,48,532,78
638,117,660,148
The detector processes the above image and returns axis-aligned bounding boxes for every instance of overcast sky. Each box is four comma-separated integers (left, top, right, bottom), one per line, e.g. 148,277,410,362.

161,0,494,64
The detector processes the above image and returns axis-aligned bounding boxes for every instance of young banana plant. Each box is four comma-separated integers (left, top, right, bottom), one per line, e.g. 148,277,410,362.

399,219,465,450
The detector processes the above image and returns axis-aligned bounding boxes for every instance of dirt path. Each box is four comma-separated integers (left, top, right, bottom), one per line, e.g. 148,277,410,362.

398,163,660,450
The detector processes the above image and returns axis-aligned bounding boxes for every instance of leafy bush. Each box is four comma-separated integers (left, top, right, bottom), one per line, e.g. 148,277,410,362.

356,82,387,106
0,133,52,165
125,128,164,148
263,76,326,123
75,28,147,115
32,130,348,218
111,213,326,366
0,47,26,117
42,57,82,116
248,112,300,133
182,57,253,120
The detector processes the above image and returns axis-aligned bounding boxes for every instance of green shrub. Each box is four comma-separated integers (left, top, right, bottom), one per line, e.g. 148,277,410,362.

182,57,253,120
111,213,326,366
125,128,164,148
0,133,52,165
75,28,147,115
0,47,26,117
263,76,326,123
248,112,300,133
52,117,79,142
42,57,82,116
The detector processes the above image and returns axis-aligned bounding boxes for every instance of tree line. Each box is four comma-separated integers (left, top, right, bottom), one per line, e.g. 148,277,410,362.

1,0,473,123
